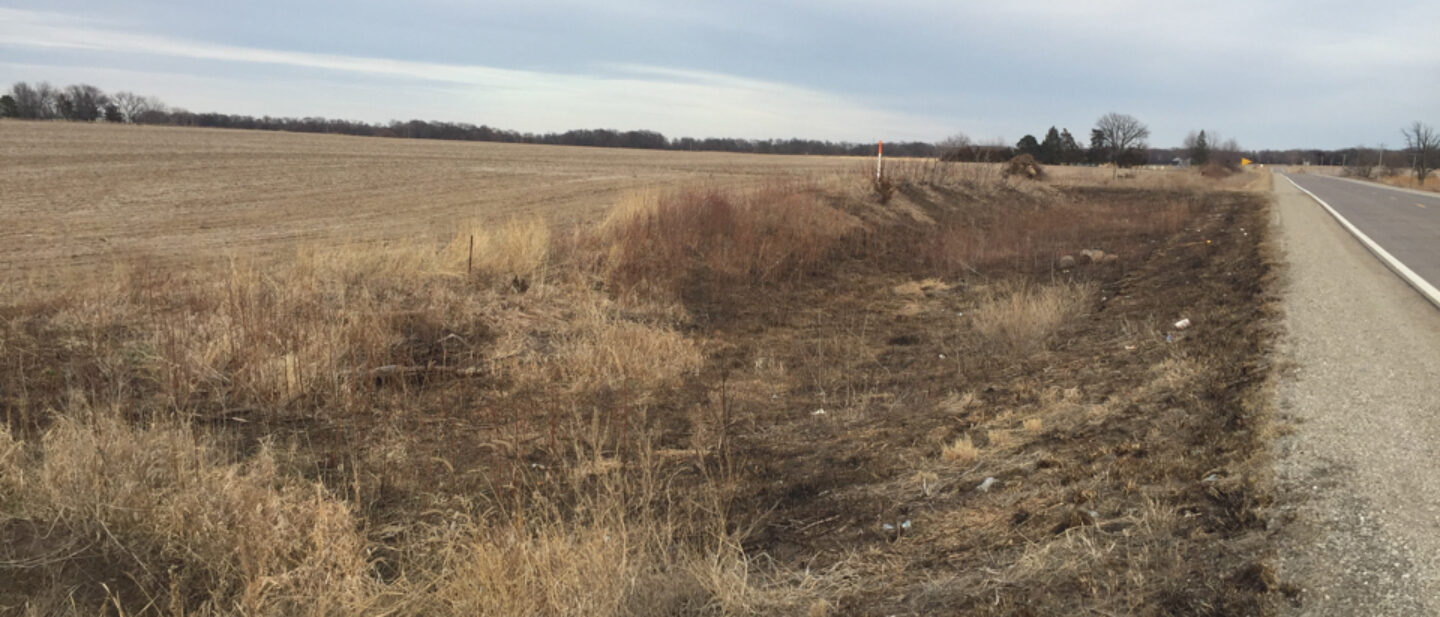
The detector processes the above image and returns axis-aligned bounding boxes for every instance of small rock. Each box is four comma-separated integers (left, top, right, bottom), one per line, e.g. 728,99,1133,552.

1101,253,1119,264
1058,255,1077,269
1079,249,1106,263
812,409,827,416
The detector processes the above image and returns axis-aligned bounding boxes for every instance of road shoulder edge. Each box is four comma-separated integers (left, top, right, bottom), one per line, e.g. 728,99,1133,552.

1281,174,1440,310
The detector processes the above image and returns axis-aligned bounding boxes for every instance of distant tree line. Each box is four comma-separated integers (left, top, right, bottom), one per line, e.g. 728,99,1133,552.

0,81,940,158
944,113,1153,168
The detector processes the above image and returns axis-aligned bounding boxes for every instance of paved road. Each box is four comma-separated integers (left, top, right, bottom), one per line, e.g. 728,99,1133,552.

1279,173,1440,302
1272,176,1440,615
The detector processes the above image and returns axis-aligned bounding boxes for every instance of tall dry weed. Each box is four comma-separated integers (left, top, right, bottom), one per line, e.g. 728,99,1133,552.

601,186,858,296
0,415,375,615
444,217,552,282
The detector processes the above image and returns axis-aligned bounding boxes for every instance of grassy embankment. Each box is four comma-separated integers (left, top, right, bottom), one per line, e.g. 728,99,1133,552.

1,162,1280,615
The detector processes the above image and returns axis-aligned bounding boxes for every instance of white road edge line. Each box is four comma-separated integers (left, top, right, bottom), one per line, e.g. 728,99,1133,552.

1284,174,1440,310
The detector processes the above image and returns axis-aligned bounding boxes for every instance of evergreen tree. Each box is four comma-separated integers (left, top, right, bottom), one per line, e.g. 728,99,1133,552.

1190,130,1210,165
1059,129,1083,164
1088,128,1107,164
1038,127,1063,164
1016,134,1041,158
0,94,16,118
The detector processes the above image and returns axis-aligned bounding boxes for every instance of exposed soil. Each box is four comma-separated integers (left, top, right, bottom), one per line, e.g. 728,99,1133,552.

682,187,1281,614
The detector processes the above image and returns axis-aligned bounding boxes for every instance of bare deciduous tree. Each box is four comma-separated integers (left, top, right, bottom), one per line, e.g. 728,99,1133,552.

937,132,973,160
9,81,59,119
113,91,165,123
1093,113,1150,168
60,84,108,122
1402,121,1438,185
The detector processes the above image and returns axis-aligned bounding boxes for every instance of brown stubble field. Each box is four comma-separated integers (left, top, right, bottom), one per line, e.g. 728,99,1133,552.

0,122,1286,616
0,122,859,287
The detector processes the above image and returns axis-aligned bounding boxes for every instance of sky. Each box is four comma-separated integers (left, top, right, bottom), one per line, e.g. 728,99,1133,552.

1,1,1436,149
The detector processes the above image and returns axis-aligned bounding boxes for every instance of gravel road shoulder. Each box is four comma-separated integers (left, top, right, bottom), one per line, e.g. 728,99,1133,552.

1272,175,1440,615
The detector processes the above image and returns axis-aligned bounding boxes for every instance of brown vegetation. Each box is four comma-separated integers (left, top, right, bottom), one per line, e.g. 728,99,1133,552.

1200,162,1235,178
0,128,1282,616
1002,153,1045,180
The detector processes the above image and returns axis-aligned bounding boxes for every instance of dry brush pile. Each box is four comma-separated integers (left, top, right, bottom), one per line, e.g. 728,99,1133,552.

1,165,1281,616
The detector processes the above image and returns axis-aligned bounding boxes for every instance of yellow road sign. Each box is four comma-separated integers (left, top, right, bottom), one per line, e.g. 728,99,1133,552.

1241,158,1253,166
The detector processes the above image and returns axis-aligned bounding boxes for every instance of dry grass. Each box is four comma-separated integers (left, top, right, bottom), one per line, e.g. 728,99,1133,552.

0,130,1280,616
599,185,859,297
924,194,1195,273
1046,164,1270,192
970,281,1096,354
0,121,865,287
1375,173,1439,192
0,415,376,615
941,436,980,463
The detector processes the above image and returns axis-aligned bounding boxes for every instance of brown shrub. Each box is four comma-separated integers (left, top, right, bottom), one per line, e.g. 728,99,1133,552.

1199,162,1234,178
1003,154,1046,180
601,185,859,297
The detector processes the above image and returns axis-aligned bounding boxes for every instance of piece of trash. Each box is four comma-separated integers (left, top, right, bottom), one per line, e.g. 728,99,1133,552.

812,409,827,416
955,311,965,317
1174,318,1192,330
938,354,947,359
884,520,913,536
1165,333,1174,343
1123,344,1136,351
1203,473,1219,483
976,477,998,492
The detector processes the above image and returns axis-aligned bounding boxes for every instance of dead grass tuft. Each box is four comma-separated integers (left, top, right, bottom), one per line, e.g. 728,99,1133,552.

942,436,980,464
0,415,375,615
971,281,1096,354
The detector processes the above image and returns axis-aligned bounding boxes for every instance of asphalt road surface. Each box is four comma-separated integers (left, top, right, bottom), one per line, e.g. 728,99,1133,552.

1272,175,1440,615
1279,173,1440,302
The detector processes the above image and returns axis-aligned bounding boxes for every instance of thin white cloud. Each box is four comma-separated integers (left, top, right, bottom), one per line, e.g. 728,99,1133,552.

0,7,950,140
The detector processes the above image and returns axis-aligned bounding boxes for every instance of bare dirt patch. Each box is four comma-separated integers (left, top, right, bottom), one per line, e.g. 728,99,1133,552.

684,186,1279,615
